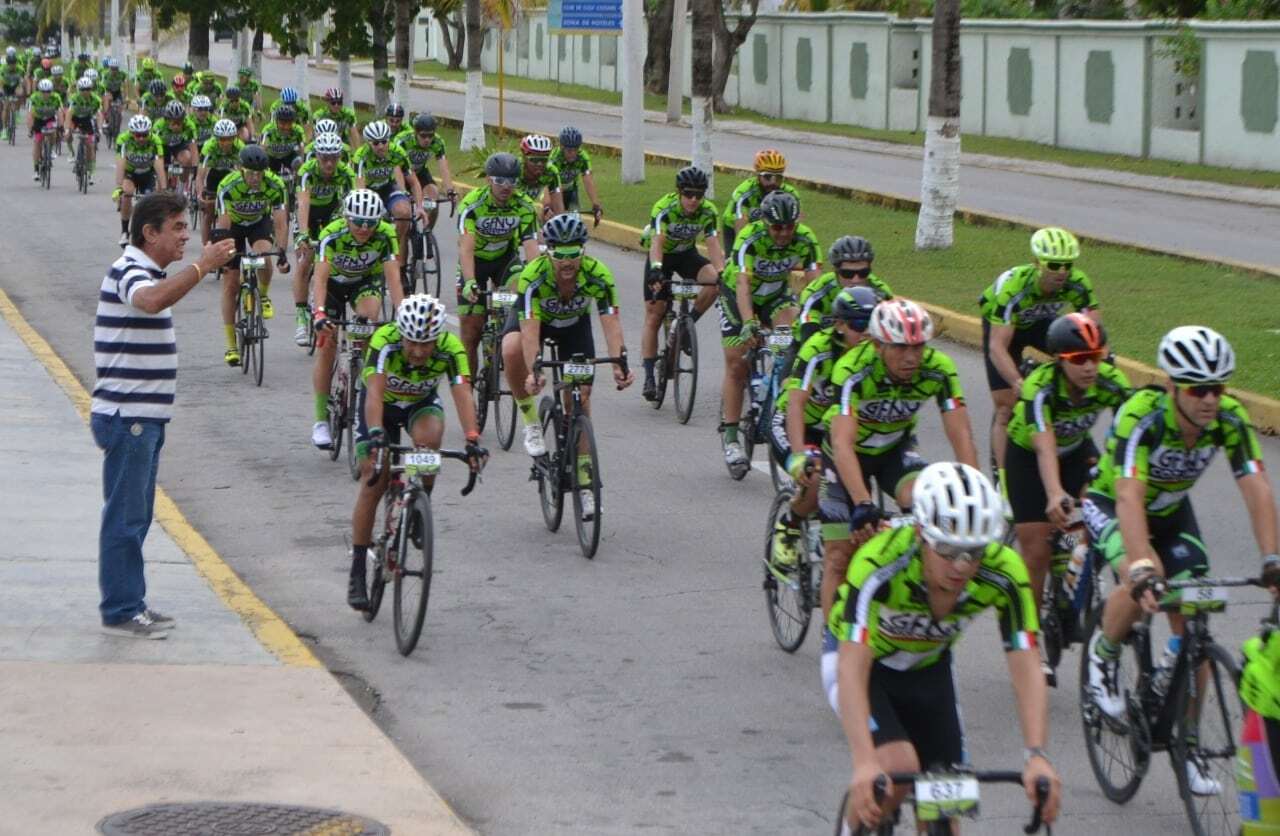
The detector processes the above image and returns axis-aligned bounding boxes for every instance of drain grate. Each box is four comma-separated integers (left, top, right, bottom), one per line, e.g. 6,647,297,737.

98,801,390,835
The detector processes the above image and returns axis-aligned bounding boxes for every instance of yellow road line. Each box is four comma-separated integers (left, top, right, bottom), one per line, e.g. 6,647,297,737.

0,287,320,668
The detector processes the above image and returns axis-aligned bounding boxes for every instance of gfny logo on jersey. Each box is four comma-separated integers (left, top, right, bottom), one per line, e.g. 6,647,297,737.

858,397,924,424
331,250,380,273
1053,412,1099,438
233,198,269,215
540,295,589,317
126,151,155,166
387,373,436,396
1148,444,1217,481
666,221,704,240
753,256,801,277
475,215,521,237
1018,301,1067,323
878,607,970,643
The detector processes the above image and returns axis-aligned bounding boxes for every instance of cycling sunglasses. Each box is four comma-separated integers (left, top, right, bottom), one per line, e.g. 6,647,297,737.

680,190,705,200
758,173,783,183
369,139,388,147
1180,382,1226,398
349,217,379,229
416,131,435,139
1058,349,1107,366
769,222,796,232
550,245,584,260
925,539,985,565
837,267,872,279
490,176,517,187
1042,261,1073,271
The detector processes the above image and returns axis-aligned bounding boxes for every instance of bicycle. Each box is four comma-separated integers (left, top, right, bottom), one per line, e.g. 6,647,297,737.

232,248,285,387
530,351,628,559
762,482,824,652
650,278,715,425
1079,575,1267,835
836,769,1052,835
104,97,122,146
320,318,380,479
719,325,793,486
72,128,90,194
472,287,519,451
363,443,482,656
404,195,455,297
3,94,17,147
37,122,55,190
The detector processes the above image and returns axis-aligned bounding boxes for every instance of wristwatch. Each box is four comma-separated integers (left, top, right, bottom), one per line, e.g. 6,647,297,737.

1023,747,1052,766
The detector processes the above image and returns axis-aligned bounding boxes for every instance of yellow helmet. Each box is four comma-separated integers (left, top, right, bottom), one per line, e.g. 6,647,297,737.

1030,227,1080,262
753,148,786,174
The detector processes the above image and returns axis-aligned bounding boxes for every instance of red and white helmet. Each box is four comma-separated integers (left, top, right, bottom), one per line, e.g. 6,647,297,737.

869,299,934,346
520,134,553,156
323,87,342,103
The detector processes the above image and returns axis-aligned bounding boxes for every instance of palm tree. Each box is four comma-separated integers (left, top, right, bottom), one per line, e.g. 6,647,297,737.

690,0,713,197
460,0,485,149
915,0,961,249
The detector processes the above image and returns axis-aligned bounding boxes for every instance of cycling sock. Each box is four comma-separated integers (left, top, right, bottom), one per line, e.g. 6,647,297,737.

1095,634,1122,660
642,357,655,379
723,425,739,444
576,454,592,486
121,217,129,233
224,324,237,349
350,545,368,575
517,395,537,425
296,302,308,312
314,393,329,422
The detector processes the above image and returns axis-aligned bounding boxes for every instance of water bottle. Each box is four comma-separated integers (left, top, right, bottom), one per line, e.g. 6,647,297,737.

1151,635,1182,699
750,370,766,404
1062,539,1088,600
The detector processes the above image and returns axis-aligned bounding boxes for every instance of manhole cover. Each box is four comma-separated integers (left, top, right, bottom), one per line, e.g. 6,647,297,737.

98,802,390,835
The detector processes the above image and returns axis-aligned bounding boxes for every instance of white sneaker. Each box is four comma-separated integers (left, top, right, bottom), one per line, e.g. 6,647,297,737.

294,320,309,346
523,423,546,457
1185,758,1221,795
1087,632,1125,720
312,421,332,449
578,489,595,520
32,171,40,181
724,441,748,470
118,231,128,247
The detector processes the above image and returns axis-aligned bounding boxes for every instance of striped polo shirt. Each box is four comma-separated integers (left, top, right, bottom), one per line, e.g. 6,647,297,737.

91,246,176,421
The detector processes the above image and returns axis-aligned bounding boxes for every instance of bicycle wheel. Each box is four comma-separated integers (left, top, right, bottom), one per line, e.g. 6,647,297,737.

673,315,698,425
651,319,670,411
393,492,434,656
41,140,51,190
345,355,361,480
1078,604,1151,803
425,230,442,297
570,414,603,559
326,354,344,462
250,291,265,386
365,501,393,624
494,349,516,451
537,396,564,533
763,488,812,652
1170,642,1243,836
236,288,252,377
472,358,490,434
76,138,87,194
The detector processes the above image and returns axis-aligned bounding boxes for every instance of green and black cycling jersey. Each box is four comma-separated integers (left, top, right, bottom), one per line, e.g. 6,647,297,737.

516,162,561,204
139,92,173,122
979,264,1098,331
216,169,287,225
1088,386,1265,516
777,326,853,427
456,186,539,262
312,104,356,133
640,192,719,254
362,323,471,407
1007,360,1130,454
828,525,1040,671
199,137,245,172
798,272,894,328
153,115,197,147
27,91,63,121
194,80,224,104
65,91,102,121
297,159,357,208
269,99,308,128
260,122,305,160
191,115,217,145
237,77,260,102
134,67,161,91
1,63,23,90
220,99,253,127
549,146,592,192
316,216,398,282
516,254,619,328
352,142,411,190
822,340,966,457
721,179,801,229
102,68,127,94
116,132,164,174
394,131,446,180
722,220,820,305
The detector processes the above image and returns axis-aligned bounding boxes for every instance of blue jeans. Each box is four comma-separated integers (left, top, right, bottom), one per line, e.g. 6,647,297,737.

91,411,166,625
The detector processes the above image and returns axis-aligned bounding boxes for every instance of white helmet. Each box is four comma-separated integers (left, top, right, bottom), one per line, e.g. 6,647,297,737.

869,298,935,346
912,463,1006,550
127,114,152,133
314,117,339,135
396,294,447,342
77,76,93,90
313,133,344,156
37,78,53,93
362,120,391,142
521,133,553,155
212,118,237,138
85,68,99,81
190,94,212,110
343,188,385,222
51,64,63,76
1157,325,1235,384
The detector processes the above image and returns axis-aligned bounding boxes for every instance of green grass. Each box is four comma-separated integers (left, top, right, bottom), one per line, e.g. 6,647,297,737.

412,59,1280,192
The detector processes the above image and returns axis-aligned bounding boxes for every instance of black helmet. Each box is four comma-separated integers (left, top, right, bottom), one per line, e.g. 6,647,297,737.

412,113,437,132
147,79,165,96
225,85,240,97
1046,312,1107,355
79,52,91,61
831,286,879,331
385,102,405,118
275,105,296,121
239,144,270,171
675,166,708,192
760,190,800,225
163,100,186,119
542,213,589,246
829,235,874,265
559,126,582,148
484,152,520,180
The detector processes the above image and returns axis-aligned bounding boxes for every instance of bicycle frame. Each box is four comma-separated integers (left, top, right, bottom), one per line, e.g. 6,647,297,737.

838,770,1051,835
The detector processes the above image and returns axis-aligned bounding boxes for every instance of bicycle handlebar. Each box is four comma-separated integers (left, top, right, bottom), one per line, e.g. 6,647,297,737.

868,771,1051,834
534,354,630,388
366,443,483,495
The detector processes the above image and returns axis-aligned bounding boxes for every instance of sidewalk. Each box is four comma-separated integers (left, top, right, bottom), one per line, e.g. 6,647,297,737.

0,299,471,833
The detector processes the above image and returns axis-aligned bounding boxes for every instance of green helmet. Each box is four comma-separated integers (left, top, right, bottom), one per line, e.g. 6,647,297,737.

1242,627,1280,721
1030,227,1080,263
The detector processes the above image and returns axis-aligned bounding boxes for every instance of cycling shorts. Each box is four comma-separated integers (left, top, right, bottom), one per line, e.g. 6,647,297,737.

124,169,156,194
306,202,338,239
372,182,410,212
456,250,519,317
1082,492,1209,579
768,409,824,470
202,168,233,200
982,317,1051,392
644,249,712,303
71,116,96,137
322,274,383,320
224,217,274,270
413,166,435,187
501,308,597,383
268,153,299,177
354,387,444,459
819,438,927,542
1005,437,1098,525
162,140,192,165
718,282,795,348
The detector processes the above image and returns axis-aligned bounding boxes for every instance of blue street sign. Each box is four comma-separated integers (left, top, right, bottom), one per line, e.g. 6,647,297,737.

548,0,623,33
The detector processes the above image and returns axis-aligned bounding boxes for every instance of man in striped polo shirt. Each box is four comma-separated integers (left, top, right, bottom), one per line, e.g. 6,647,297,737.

92,192,234,639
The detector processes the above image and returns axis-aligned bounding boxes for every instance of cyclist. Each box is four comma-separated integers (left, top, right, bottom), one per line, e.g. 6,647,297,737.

550,126,602,219
1,53,23,142
981,226,1100,478
134,57,161,95
140,79,171,122
394,112,455,230
638,165,723,401
49,63,68,102
721,148,801,254
189,94,216,146
305,118,351,164
829,462,1060,833
220,86,254,142
170,72,190,105
1005,313,1130,614
71,52,92,81
819,299,979,618
517,134,564,220
83,67,105,98
196,119,244,245
769,286,877,570
259,104,305,181
154,100,198,194
26,78,64,181
1084,327,1280,747
384,102,409,141
101,58,127,116
113,114,166,246
214,144,290,366
309,189,404,449
63,76,102,184
500,214,634,515
718,189,820,477
353,119,420,271
193,71,224,107
346,294,484,610
293,133,357,345
235,66,260,110
456,152,541,375
313,88,357,146
797,235,893,340
1240,616,1280,833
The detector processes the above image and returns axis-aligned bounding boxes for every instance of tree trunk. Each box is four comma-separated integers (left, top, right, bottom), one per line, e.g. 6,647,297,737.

691,0,714,198
914,0,961,250
99,0,106,41
621,0,645,183
371,1,392,113
644,0,674,94
441,8,466,71
187,9,211,72
252,28,264,80
710,0,758,113
394,0,413,104
129,8,137,46
666,0,688,122
461,0,486,150
339,44,352,106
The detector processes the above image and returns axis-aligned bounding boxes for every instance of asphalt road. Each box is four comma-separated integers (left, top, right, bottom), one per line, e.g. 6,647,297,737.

167,41,1280,271
6,142,1277,835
